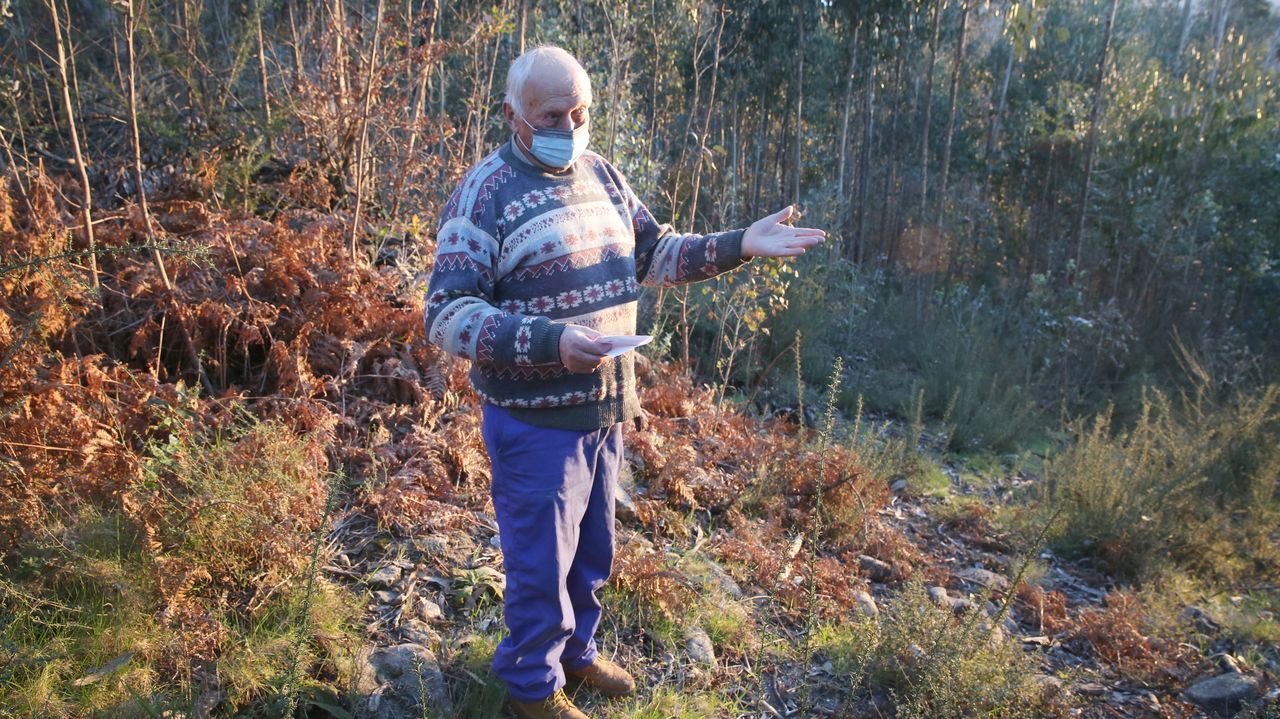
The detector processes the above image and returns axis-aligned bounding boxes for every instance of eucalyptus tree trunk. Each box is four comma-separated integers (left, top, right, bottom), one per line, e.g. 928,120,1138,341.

879,52,905,260
349,0,384,259
937,0,970,298
46,0,98,289
1068,0,1119,286
516,0,527,54
854,59,875,264
793,1,805,207
1174,0,1194,74
838,25,859,200
936,0,969,230
1199,0,1232,141
330,0,349,105
750,107,768,217
918,0,943,223
682,4,726,372
123,0,172,291
688,4,725,229
390,0,438,220
986,10,1015,164
287,0,304,77
254,0,272,131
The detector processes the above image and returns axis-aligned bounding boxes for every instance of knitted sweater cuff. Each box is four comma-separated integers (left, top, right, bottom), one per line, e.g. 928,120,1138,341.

720,228,748,270
530,319,566,366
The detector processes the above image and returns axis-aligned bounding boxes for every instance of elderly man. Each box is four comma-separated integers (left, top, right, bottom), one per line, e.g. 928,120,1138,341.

424,46,824,719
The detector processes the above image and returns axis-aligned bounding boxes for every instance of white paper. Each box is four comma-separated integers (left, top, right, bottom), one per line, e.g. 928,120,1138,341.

598,334,653,358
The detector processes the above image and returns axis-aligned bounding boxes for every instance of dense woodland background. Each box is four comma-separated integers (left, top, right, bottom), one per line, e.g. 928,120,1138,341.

6,0,1280,429
1,0,1278,717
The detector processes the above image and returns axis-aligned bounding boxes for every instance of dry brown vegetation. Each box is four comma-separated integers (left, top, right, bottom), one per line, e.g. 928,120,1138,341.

3,0,1277,714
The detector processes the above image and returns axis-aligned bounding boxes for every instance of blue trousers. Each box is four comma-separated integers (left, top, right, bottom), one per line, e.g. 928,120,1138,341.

480,404,622,702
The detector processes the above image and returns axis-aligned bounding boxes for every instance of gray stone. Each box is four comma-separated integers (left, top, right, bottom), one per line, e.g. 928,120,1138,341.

684,627,716,666
367,565,402,589
1182,605,1221,632
1031,674,1064,696
615,465,640,524
858,554,893,582
927,586,950,608
1074,681,1109,696
355,643,451,719
373,590,399,605
688,556,744,600
399,619,441,650
1002,615,1019,634
955,567,1010,592
854,590,879,619
987,623,1006,647
1185,672,1259,713
890,478,909,494
1209,653,1243,674
418,598,444,621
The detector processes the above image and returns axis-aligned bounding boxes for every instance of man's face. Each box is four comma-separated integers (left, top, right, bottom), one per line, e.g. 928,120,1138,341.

504,60,592,169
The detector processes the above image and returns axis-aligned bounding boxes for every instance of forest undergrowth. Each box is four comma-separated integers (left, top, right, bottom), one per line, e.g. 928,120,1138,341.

2,0,1279,713
2,164,1276,718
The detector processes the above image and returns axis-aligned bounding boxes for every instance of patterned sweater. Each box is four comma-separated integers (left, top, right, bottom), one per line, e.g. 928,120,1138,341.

424,139,748,430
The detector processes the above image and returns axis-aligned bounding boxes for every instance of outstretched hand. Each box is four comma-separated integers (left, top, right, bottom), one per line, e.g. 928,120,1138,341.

741,205,826,258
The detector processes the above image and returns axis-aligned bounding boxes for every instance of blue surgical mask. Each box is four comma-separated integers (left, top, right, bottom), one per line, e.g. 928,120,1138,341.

517,115,589,169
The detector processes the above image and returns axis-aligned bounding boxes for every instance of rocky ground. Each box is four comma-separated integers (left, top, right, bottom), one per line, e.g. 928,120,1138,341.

330,408,1278,718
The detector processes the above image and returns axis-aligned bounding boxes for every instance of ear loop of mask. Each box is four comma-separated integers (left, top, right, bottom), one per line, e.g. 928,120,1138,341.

514,116,537,157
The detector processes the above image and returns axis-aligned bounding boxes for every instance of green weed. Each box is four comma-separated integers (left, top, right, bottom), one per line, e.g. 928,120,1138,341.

0,418,362,718
1030,384,1280,581
813,582,1061,719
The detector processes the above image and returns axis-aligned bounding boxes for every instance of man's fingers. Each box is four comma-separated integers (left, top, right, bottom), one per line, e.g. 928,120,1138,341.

778,226,825,239
571,343,608,361
760,236,824,257
791,226,826,237
763,205,794,225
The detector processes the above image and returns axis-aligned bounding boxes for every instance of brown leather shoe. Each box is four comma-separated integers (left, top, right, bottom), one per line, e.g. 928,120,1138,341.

510,689,590,719
563,657,636,697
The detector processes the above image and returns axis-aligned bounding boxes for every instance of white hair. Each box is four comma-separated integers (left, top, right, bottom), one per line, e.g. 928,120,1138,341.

504,45,586,115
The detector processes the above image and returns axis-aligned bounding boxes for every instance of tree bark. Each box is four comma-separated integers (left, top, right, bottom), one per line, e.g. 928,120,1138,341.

879,52,905,260
47,0,98,289
516,0,527,55
1173,0,1194,76
330,0,349,106
255,0,272,131
124,0,172,292
919,0,944,223
854,59,875,264
390,0,437,221
1198,0,1232,141
936,0,969,229
349,0,384,259
986,29,1015,162
838,25,859,200
937,0,971,298
1068,0,1120,286
793,1,805,207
